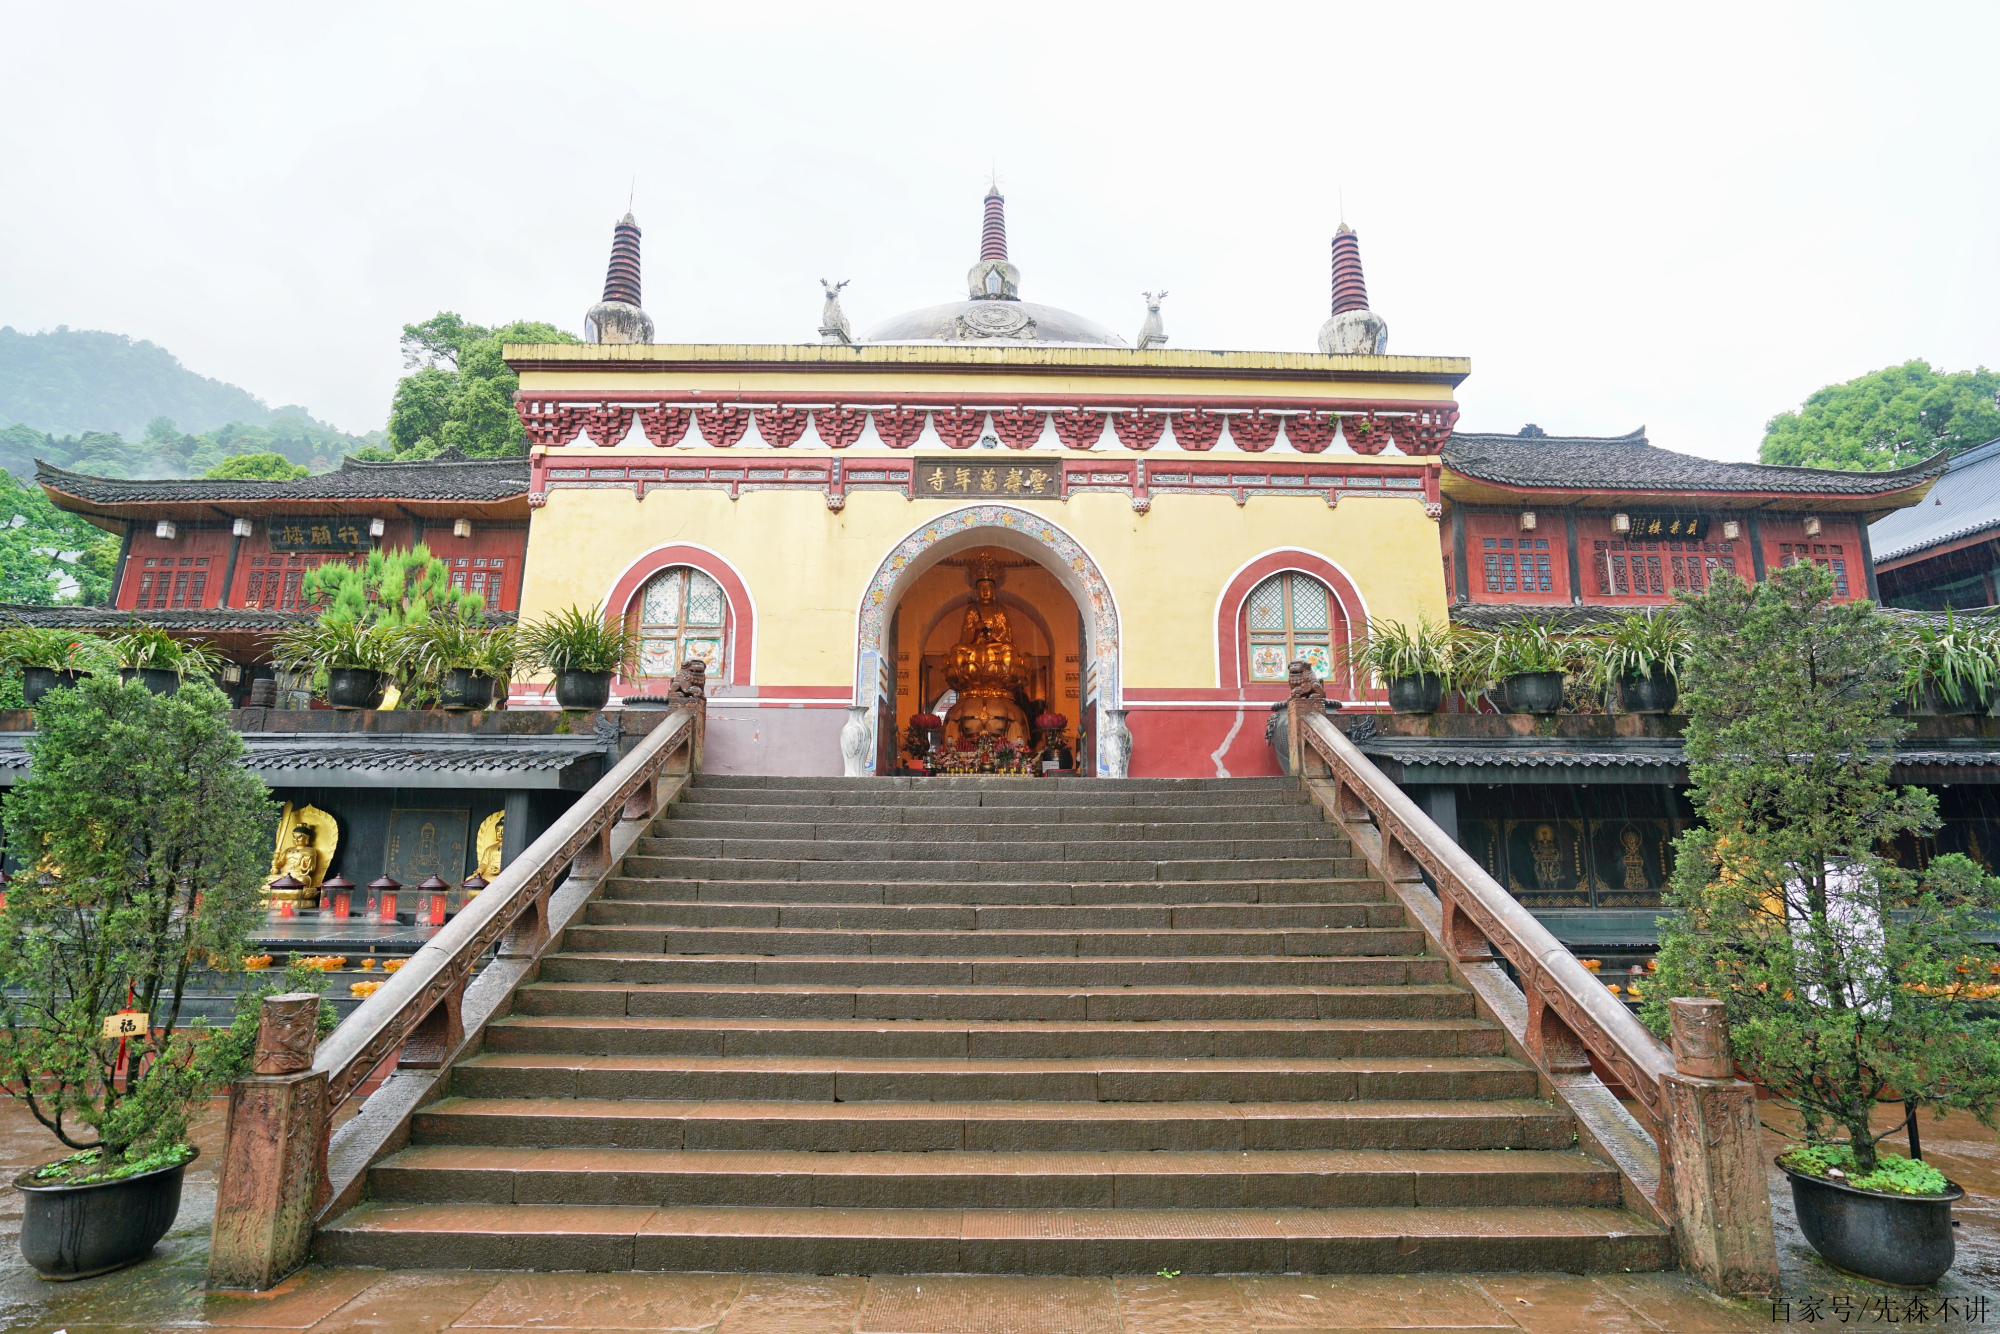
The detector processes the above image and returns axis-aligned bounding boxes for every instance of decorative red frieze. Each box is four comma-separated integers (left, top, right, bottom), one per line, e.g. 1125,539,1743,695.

517,399,586,449
636,405,690,448
1229,411,1281,452
1285,411,1336,453
1111,411,1167,451
933,407,986,450
1343,410,1387,455
1388,405,1457,456
991,407,1045,450
753,406,811,449
1171,409,1224,452
579,405,635,448
872,407,927,449
694,404,750,448
1050,408,1105,450
813,405,867,449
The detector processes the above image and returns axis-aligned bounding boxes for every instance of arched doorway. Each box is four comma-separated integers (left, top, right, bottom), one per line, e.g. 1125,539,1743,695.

849,505,1124,777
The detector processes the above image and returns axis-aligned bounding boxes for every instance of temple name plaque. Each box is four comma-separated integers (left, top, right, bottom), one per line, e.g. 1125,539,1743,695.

915,458,1061,499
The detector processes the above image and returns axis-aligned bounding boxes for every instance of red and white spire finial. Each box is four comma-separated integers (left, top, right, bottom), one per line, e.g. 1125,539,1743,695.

1317,219,1387,354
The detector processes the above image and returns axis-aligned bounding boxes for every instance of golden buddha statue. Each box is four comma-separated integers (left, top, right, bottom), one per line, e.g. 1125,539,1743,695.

267,803,338,908
476,810,505,880
943,553,1031,747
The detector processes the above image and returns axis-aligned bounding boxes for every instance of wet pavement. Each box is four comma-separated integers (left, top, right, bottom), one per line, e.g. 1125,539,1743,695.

0,1099,1994,1332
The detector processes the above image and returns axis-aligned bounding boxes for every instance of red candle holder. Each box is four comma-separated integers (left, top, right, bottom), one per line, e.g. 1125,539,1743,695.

368,874,401,923
417,874,451,926
320,873,355,920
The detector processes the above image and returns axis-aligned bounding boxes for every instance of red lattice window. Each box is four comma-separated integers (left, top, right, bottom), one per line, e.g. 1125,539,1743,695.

1481,537,1553,595
1779,543,1849,598
1597,540,1736,597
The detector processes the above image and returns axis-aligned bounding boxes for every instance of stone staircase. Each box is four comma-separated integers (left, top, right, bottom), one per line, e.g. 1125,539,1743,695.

317,775,1669,1275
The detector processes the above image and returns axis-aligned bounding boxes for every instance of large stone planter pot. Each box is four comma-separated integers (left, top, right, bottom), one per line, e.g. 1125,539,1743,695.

554,669,613,711
1385,674,1445,715
15,1147,196,1280
438,668,496,711
326,667,382,710
22,667,83,705
1496,671,1565,715
1782,1159,1963,1288
1615,669,1678,715
118,667,180,695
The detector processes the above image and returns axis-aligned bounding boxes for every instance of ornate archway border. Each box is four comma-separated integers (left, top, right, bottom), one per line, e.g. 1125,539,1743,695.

852,504,1123,773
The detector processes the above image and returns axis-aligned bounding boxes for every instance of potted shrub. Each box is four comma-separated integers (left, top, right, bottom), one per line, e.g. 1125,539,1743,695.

274,618,400,709
519,604,638,711
1478,619,1574,715
0,624,111,704
0,675,276,1279
1895,611,1999,716
1345,617,1459,714
1647,564,2000,1288
105,625,186,695
1588,608,1690,714
402,611,516,710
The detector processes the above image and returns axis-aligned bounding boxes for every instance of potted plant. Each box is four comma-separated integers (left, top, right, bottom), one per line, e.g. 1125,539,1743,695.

0,675,276,1279
1587,608,1690,714
1895,612,1999,716
104,625,183,695
1477,619,1574,715
0,624,111,704
1647,563,2000,1288
518,604,638,711
402,612,516,710
1345,617,1459,714
274,618,401,709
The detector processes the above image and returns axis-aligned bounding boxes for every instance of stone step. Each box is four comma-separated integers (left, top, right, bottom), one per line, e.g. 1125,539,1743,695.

649,819,1347,846
479,1016,1505,1060
510,982,1478,1022
411,1096,1570,1153
581,901,1406,932
616,856,1368,883
629,836,1347,864
558,925,1427,959
538,953,1452,988
315,1202,1671,1275
678,787,1312,810
692,775,1297,793
448,1053,1540,1103
660,803,1328,828
365,1144,1620,1210
599,877,1387,907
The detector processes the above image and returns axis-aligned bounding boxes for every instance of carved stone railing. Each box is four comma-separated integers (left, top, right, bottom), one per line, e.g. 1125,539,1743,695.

1289,695,1779,1297
207,704,703,1291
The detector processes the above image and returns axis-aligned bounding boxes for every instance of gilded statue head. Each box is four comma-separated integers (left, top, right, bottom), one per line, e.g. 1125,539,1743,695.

290,827,315,847
973,577,998,606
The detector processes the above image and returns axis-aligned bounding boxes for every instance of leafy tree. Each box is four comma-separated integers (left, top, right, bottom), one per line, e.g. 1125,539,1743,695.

205,451,308,481
302,542,484,628
385,314,579,458
0,677,275,1168
1646,562,2000,1174
0,470,118,605
1761,360,2000,471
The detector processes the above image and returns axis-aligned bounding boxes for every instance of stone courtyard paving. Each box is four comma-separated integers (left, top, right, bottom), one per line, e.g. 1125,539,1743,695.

2,1099,1998,1333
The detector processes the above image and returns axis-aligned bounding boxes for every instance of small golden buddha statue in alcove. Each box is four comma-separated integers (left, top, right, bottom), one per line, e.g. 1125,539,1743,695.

943,553,1032,747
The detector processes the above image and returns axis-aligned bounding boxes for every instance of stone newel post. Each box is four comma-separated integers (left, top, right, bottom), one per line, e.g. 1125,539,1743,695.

1662,997,1780,1296
208,993,328,1291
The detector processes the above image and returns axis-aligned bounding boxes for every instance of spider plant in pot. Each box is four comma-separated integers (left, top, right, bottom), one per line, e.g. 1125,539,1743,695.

0,625,112,705
107,625,189,695
272,618,400,710
1344,617,1460,714
0,675,276,1279
1896,612,1999,716
403,612,515,710
518,604,637,711
1480,619,1576,715
1589,608,1691,714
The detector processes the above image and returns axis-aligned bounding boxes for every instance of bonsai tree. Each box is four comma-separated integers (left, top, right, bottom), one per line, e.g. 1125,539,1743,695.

300,542,485,628
0,675,276,1179
1646,561,2000,1183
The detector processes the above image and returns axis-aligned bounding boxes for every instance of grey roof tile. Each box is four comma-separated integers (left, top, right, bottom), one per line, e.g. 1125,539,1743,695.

1444,429,1947,497
1869,437,2000,563
34,447,529,505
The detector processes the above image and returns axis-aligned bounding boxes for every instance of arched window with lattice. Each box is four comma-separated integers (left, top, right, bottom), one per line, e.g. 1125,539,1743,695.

1246,572,1334,683
634,565,729,678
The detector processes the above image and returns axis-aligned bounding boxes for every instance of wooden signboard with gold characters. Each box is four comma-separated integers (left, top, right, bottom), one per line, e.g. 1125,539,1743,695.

915,457,1061,500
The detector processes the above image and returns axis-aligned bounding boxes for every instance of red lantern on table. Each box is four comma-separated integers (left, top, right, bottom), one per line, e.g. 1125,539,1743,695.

320,873,355,919
417,874,451,926
368,874,401,923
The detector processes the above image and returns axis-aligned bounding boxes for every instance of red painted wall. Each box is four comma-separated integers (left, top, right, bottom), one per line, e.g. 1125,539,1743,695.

121,528,234,610
1126,706,1285,779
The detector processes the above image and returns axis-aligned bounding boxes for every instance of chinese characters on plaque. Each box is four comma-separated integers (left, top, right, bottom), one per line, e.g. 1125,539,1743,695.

268,516,372,553
1621,513,1710,541
915,458,1060,499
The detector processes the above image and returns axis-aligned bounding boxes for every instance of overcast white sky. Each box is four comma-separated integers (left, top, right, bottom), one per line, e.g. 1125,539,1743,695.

3,2,1994,459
